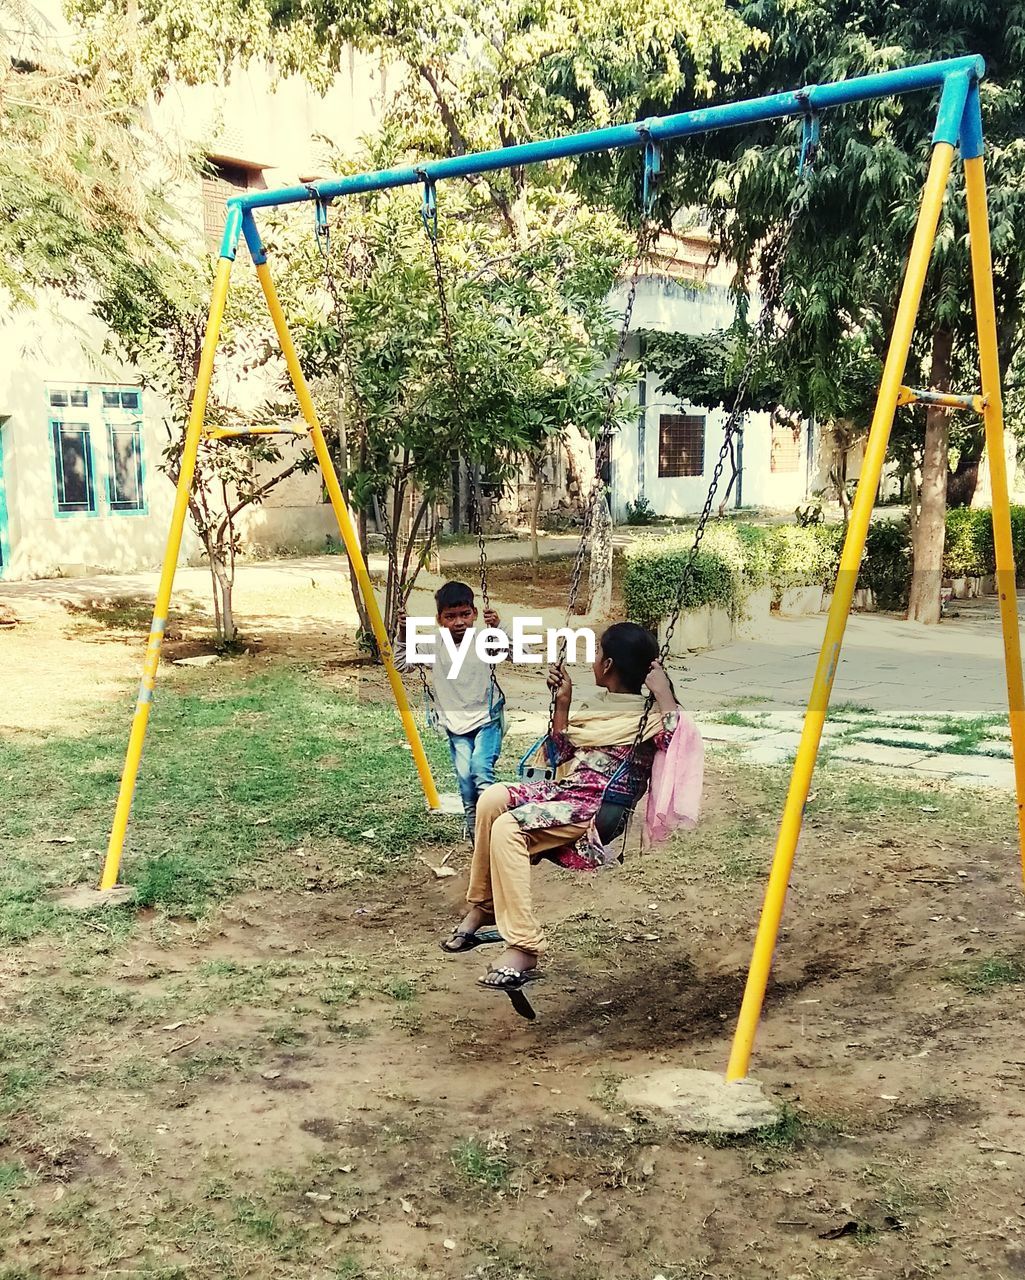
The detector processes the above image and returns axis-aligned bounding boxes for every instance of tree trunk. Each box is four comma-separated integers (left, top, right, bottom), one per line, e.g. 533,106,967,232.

209,546,237,643
587,491,614,621
907,328,954,624
530,459,543,585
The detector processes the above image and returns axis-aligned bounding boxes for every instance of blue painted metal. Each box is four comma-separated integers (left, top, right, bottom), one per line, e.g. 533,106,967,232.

0,419,10,578
240,209,268,264
235,56,984,215
932,70,973,146
642,138,662,215
797,92,820,176
419,175,439,241
960,80,985,160
218,201,244,261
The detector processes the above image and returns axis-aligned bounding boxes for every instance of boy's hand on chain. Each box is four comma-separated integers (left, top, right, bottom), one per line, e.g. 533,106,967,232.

483,608,500,628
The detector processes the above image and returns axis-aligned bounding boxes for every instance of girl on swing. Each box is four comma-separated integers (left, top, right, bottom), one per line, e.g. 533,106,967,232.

441,621,703,993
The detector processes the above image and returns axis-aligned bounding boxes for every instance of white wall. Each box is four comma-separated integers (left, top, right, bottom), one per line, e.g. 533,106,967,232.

607,273,812,521
0,301,202,579
2,3,390,579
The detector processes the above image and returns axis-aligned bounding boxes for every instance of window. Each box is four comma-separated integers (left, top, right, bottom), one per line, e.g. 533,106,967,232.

771,422,801,473
658,413,706,478
106,423,145,511
48,386,145,515
202,160,253,252
51,420,97,514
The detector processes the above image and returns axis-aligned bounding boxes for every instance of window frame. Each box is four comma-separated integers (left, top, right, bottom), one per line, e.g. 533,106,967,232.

657,412,707,479
46,384,147,518
49,414,99,518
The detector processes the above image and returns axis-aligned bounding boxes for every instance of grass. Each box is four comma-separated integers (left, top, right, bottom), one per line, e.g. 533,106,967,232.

948,954,1025,993
451,1138,511,1190
0,665,460,940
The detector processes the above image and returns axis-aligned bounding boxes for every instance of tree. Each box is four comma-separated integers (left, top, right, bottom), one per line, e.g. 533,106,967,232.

98,257,316,642
273,172,636,643
649,0,1025,623
1,0,178,309
67,0,766,639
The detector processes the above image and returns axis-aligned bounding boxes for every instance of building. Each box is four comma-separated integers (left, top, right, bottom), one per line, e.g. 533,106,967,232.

0,4,386,580
607,234,815,524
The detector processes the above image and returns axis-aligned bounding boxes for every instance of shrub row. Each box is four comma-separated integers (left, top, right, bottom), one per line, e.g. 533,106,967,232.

624,507,1024,628
623,522,838,629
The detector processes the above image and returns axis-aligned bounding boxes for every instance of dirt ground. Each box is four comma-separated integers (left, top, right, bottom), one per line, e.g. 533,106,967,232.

3,571,1025,1279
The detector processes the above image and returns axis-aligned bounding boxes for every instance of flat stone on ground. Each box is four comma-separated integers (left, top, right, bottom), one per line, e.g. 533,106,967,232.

619,1068,780,1135
743,745,793,765
50,885,136,911
832,742,929,768
917,756,1016,788
696,722,768,744
849,727,958,750
976,738,1012,758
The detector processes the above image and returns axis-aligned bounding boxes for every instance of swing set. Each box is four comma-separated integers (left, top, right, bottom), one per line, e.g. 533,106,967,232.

97,54,1025,1083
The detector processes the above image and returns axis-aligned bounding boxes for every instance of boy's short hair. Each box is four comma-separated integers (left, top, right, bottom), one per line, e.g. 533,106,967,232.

435,581,475,612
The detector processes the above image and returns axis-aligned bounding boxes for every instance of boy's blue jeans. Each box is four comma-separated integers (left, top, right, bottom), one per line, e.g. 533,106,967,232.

447,716,504,835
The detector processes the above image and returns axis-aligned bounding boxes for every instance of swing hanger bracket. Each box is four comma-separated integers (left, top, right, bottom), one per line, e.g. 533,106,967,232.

639,124,662,217
307,186,331,258
795,89,820,176
416,168,438,242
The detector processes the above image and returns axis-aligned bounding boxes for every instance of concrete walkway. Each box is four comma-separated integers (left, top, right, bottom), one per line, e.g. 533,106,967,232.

680,596,1022,791
4,548,1023,791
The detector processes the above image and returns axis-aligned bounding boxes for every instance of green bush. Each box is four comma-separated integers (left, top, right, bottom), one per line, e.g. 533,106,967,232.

1011,506,1025,579
944,507,994,579
860,516,912,611
622,535,738,630
765,525,829,596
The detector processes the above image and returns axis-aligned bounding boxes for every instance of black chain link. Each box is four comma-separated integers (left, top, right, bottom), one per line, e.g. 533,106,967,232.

417,186,502,708
615,142,817,793
545,219,657,736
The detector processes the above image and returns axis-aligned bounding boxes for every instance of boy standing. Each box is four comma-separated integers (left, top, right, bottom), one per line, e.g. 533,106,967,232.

394,582,505,837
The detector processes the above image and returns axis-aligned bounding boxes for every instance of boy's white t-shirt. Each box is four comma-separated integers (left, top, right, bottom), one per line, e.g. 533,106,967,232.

393,627,505,735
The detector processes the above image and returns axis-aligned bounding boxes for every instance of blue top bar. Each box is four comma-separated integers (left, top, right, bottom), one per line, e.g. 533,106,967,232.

238,55,984,213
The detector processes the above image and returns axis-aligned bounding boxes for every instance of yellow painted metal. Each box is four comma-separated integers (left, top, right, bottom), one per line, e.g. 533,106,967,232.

100,257,236,891
964,154,1025,878
253,260,441,810
896,385,986,414
205,425,307,440
725,142,957,1082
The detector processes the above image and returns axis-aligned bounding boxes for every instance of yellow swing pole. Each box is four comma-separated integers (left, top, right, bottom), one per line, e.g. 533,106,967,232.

725,79,969,1081
249,245,441,811
100,246,238,890
961,87,1025,879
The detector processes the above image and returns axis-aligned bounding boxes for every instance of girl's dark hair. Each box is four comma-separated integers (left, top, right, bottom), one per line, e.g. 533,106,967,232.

435,581,474,612
599,622,660,694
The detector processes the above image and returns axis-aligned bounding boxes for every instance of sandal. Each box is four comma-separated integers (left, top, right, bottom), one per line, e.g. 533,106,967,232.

477,966,543,992
440,925,503,954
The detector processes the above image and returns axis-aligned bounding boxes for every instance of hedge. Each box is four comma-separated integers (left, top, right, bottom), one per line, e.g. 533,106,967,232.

623,523,832,629
623,507,1025,629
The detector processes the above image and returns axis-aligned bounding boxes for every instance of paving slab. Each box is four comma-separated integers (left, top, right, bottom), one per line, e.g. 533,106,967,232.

976,738,1012,758
695,722,768,744
743,744,794,765
849,727,958,751
831,743,930,768
912,755,1016,787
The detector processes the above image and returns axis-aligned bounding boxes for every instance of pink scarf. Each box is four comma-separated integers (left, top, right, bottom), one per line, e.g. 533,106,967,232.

643,711,704,848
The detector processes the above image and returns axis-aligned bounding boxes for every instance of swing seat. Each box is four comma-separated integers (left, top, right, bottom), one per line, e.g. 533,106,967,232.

517,734,559,782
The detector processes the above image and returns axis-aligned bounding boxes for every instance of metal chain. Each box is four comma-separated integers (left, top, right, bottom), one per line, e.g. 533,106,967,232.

418,190,502,710
544,218,657,736
613,139,818,801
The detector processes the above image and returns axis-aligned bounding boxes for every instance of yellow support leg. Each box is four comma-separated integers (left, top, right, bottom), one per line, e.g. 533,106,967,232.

725,142,957,1082
253,260,441,810
100,257,236,890
964,154,1025,879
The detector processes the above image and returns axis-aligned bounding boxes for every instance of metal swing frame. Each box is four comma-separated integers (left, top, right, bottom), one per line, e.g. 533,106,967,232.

97,55,1025,1088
